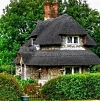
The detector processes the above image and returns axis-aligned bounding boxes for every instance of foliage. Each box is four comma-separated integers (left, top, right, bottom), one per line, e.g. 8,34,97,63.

91,65,100,72
41,73,100,100
0,0,100,70
19,78,36,89
15,76,36,90
0,73,23,101
16,78,39,97
61,0,100,57
0,65,15,74
0,0,45,68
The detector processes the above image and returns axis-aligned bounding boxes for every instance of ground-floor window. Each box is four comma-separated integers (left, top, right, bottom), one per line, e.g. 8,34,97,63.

64,66,81,74
74,67,80,73
65,68,72,74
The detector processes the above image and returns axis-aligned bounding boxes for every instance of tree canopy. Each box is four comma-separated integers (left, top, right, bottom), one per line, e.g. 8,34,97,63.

0,0,100,69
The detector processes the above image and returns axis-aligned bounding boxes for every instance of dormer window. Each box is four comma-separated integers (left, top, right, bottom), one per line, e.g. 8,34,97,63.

31,38,36,46
61,36,85,50
67,37,72,43
67,36,79,44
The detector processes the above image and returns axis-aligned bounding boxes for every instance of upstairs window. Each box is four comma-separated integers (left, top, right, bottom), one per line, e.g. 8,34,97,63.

74,37,78,43
67,37,72,43
67,36,79,44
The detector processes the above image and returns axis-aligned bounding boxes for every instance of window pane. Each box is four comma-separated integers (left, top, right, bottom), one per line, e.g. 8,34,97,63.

74,37,78,43
66,68,71,74
67,37,72,43
74,67,79,73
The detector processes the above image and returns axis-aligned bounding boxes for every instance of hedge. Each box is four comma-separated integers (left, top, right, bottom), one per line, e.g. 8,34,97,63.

41,73,100,100
0,73,23,101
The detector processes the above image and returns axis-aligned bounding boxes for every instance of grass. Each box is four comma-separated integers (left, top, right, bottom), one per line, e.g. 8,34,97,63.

29,100,100,101
28,94,100,101
28,98,100,101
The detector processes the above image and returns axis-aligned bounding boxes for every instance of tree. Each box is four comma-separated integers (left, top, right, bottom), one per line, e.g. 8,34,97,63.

63,0,100,57
0,0,100,69
0,0,45,68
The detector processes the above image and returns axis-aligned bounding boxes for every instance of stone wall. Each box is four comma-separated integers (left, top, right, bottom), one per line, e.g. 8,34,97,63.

25,66,61,85
16,65,86,85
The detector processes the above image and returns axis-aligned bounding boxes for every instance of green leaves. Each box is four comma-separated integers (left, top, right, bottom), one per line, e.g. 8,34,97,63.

41,73,100,100
0,73,22,100
0,0,100,69
0,0,44,67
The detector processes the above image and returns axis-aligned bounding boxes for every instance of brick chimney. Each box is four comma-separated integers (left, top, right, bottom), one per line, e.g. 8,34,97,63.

44,1,51,20
52,2,59,18
44,1,59,20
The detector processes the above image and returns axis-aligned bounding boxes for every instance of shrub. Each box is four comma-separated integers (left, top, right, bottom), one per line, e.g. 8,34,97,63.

41,73,100,100
16,77,37,90
15,76,37,96
0,65,15,74
91,65,100,72
0,73,23,101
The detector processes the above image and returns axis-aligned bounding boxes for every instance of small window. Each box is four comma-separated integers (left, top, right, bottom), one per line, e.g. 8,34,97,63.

74,67,79,73
22,64,24,67
65,67,81,74
67,37,72,43
74,37,78,43
65,68,72,74
66,36,79,44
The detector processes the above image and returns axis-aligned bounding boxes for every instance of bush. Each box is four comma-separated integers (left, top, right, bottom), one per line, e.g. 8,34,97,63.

0,65,15,74
41,73,100,100
0,73,23,101
15,76,37,91
91,65,100,72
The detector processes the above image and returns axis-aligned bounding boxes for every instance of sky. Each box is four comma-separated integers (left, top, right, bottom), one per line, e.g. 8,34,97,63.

87,0,100,11
0,0,10,15
0,0,100,16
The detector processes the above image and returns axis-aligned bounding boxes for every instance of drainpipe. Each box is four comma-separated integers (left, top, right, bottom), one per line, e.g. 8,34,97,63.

24,65,27,80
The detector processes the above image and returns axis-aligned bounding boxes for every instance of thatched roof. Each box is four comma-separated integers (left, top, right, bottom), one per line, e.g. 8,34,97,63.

14,14,100,66
29,14,96,46
85,34,96,46
22,39,31,47
15,49,100,66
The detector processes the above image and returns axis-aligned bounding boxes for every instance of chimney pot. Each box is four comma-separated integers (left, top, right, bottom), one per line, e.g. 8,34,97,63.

44,1,51,20
44,1,59,20
52,2,59,18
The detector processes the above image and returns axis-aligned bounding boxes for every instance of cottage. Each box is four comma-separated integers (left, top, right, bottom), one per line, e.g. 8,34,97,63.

14,1,100,85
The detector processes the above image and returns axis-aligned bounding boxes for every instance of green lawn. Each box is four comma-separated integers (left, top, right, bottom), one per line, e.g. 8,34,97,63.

29,99,100,101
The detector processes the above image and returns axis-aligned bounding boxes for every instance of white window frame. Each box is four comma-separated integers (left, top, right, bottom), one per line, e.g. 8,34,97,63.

72,67,81,74
64,66,81,74
66,36,79,44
